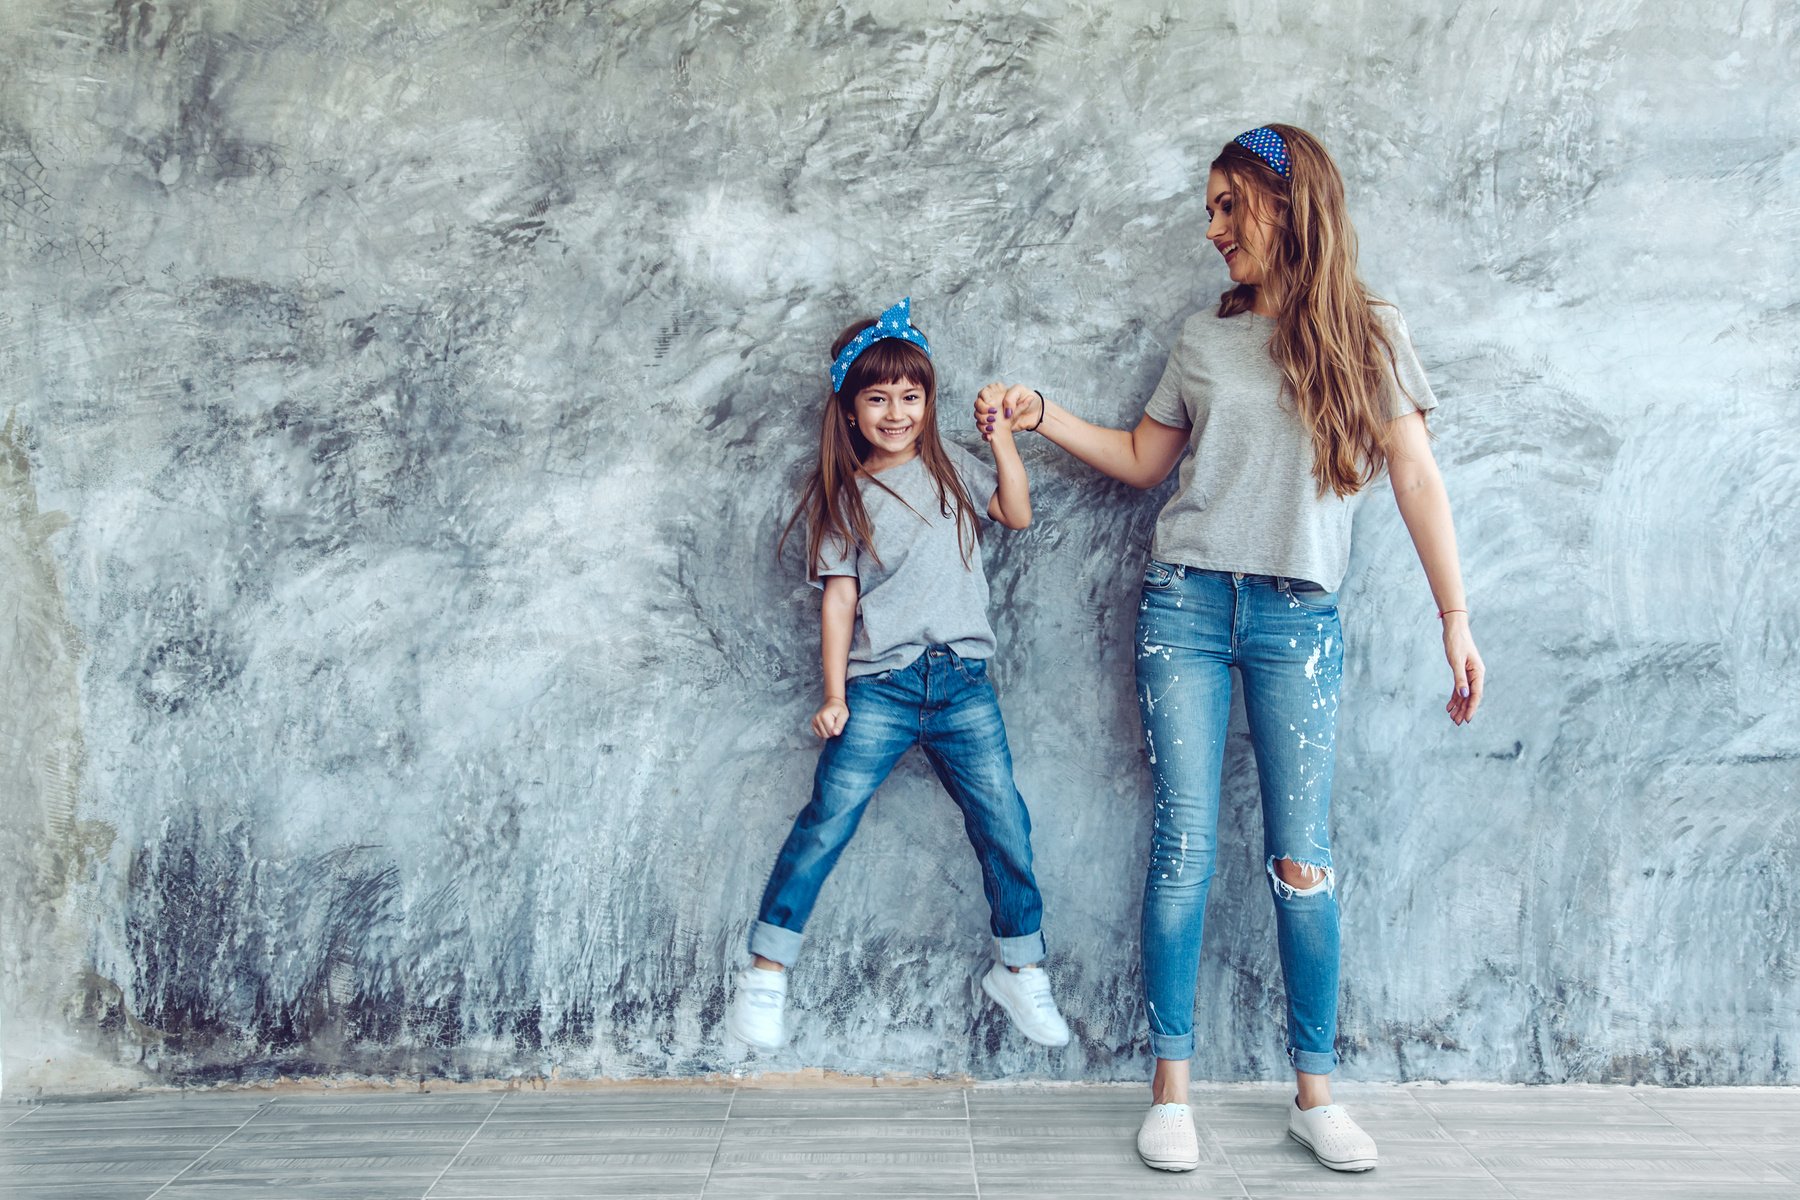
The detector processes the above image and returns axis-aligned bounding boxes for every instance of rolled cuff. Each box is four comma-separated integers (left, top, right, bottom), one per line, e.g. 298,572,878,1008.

1288,1045,1339,1075
995,930,1046,968
749,920,805,967
1149,1029,1196,1061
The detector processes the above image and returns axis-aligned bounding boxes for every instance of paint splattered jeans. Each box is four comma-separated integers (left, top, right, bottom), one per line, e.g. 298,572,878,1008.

749,645,1048,969
1136,562,1344,1074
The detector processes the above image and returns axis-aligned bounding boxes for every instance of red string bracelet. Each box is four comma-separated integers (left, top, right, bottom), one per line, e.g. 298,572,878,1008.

1439,608,1467,619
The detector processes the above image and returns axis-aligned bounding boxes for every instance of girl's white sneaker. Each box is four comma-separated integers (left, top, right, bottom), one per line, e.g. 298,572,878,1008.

1136,1102,1201,1171
1287,1099,1378,1171
980,963,1072,1047
725,966,788,1050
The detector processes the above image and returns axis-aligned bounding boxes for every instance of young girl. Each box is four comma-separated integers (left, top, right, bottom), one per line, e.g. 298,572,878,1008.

976,126,1486,1173
725,298,1071,1052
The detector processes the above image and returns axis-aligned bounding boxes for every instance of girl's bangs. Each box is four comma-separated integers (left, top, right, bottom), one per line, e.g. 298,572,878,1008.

841,338,935,395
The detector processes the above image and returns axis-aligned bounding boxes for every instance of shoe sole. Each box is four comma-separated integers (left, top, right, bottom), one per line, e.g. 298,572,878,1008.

1137,1149,1201,1172
980,973,1072,1047
1288,1128,1377,1172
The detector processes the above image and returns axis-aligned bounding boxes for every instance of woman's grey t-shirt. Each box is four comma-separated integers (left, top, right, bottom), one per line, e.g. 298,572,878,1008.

1142,304,1437,592
814,443,999,678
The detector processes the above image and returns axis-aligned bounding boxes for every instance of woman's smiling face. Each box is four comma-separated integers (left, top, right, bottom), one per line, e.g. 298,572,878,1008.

1205,167,1278,289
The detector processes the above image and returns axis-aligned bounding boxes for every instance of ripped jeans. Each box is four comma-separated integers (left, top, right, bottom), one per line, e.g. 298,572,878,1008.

1136,561,1344,1074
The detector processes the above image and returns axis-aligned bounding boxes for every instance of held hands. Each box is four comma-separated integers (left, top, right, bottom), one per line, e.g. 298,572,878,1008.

975,382,1043,442
811,696,849,739
1442,614,1485,725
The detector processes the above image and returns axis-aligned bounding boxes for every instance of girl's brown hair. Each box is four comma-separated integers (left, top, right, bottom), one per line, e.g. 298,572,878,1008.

1213,123,1413,498
780,318,982,578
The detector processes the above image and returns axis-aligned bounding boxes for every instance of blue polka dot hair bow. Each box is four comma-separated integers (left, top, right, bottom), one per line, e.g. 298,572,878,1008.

1234,126,1291,178
830,297,932,393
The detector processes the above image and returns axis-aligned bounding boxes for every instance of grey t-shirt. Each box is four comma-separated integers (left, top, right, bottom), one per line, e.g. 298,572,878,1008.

1142,304,1437,592
815,442,1000,678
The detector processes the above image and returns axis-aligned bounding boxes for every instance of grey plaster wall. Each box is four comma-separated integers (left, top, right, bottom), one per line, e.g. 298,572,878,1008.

2,0,1796,1094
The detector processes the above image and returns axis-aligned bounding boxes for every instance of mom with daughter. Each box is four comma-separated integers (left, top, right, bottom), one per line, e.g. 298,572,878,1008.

730,123,1485,1177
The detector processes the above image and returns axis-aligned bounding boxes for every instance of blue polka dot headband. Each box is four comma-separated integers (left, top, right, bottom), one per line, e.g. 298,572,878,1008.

830,297,931,393
1233,126,1291,178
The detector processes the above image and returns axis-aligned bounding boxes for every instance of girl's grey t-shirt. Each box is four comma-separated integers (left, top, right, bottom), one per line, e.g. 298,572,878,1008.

814,443,999,678
1143,304,1437,592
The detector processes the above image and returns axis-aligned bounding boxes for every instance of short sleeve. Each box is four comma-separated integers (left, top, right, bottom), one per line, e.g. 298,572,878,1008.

948,442,999,522
809,528,858,590
1142,326,1192,429
1376,305,1439,418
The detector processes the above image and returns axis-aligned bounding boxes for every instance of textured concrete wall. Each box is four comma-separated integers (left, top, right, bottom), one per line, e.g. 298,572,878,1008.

2,0,1796,1094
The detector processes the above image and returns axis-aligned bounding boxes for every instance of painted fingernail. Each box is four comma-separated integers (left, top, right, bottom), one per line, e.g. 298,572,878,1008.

1460,687,1470,698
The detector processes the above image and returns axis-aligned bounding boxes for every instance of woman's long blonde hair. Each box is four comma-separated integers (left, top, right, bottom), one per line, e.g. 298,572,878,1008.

1214,124,1412,498
779,318,981,578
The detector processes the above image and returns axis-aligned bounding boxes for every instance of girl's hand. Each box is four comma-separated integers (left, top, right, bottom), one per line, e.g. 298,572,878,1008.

811,697,849,739
1442,614,1484,725
975,382,1042,440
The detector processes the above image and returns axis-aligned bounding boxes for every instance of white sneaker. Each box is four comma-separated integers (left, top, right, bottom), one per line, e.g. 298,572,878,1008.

1136,1102,1201,1171
980,962,1072,1047
725,966,787,1050
1288,1099,1378,1171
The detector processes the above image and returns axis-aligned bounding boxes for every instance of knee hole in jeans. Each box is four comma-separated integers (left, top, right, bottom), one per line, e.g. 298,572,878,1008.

1269,856,1334,899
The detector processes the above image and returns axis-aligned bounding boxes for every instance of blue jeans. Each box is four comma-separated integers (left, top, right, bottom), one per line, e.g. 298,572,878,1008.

1136,562,1344,1075
751,646,1047,968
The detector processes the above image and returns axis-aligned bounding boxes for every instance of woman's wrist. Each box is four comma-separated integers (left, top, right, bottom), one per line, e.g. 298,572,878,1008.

1028,391,1049,433
1438,607,1469,624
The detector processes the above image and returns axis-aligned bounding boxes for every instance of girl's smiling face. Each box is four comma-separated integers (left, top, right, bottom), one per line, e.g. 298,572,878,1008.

853,377,926,465
1205,167,1279,289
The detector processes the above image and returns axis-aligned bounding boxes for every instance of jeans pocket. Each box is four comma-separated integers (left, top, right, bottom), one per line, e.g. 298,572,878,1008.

954,655,990,685
1284,579,1339,612
1143,559,1179,591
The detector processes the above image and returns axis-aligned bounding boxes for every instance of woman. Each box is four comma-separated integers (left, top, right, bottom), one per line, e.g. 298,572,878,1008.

975,124,1484,1174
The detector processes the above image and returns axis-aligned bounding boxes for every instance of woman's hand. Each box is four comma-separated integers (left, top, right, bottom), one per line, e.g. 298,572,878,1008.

975,382,1042,440
1442,614,1484,725
811,697,849,739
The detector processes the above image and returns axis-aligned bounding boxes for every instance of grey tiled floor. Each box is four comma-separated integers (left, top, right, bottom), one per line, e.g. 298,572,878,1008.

1,1083,1795,1199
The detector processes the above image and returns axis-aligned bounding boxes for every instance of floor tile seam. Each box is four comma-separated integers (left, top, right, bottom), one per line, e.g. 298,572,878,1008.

962,1087,981,1200
1622,1082,1767,1166
1453,1094,1762,1186
1412,1083,1524,1200
1624,1087,1688,1125
0,1106,42,1130
697,1081,736,1196
136,1101,273,1200
420,1090,509,1199
1210,1123,1253,1197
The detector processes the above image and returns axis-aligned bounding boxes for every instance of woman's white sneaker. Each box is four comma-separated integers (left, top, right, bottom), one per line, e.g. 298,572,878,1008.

1137,1102,1201,1171
1287,1099,1378,1171
725,966,788,1050
980,963,1072,1047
